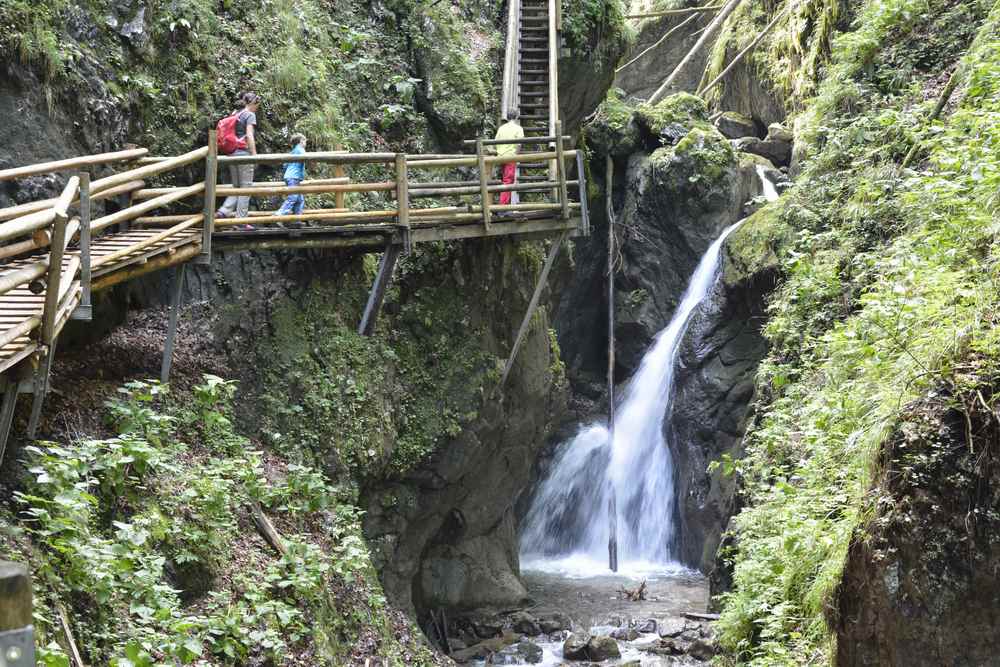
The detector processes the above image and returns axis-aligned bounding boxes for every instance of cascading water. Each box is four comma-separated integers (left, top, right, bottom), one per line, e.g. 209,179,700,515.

521,167,779,576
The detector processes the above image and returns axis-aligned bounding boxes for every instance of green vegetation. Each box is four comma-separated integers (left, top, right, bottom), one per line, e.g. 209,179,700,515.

562,0,632,67
0,0,498,157
7,377,434,665
716,0,1000,663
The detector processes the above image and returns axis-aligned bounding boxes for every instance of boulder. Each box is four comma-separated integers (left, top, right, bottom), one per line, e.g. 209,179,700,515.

451,637,508,662
658,617,686,638
516,640,544,664
539,611,572,633
687,638,717,661
715,111,757,139
611,626,639,641
586,635,621,661
766,122,794,143
510,611,542,636
732,136,792,167
562,633,591,660
636,618,657,634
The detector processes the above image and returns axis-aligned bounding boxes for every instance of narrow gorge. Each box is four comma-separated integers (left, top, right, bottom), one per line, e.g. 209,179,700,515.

1,0,999,665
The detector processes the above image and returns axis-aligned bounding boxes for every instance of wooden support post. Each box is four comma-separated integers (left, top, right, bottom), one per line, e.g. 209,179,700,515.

73,171,92,321
28,203,70,438
0,383,18,469
334,143,346,211
199,130,218,264
576,150,590,236
606,155,618,573
555,121,569,220
160,263,186,383
395,154,411,253
0,561,35,666
358,243,401,337
495,229,570,393
476,139,492,232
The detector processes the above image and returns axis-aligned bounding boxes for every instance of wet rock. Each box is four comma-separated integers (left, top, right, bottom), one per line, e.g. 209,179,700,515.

611,626,639,641
586,635,621,661
548,630,569,643
472,616,504,639
563,632,591,660
447,637,467,651
687,638,717,661
715,111,757,139
510,611,542,636
766,122,794,143
539,611,572,633
733,136,792,167
451,637,508,662
658,617,686,638
603,613,625,627
643,638,684,656
637,618,657,634
516,640,544,664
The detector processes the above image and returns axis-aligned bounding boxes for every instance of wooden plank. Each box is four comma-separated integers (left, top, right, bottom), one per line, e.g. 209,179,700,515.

358,243,401,336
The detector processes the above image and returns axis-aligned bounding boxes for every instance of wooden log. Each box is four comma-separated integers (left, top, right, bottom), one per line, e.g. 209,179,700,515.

682,612,721,621
92,216,202,269
91,242,201,291
89,146,208,196
0,262,48,297
211,202,577,227
79,172,92,314
250,502,288,557
485,150,575,166
555,121,570,220
0,317,41,351
901,60,970,168
358,243,401,336
697,3,791,96
462,135,572,147
41,210,69,344
0,180,144,222
0,209,56,243
0,237,46,261
496,229,570,391
409,180,579,198
477,139,491,230
56,599,86,667
647,0,744,104
626,4,723,19
0,561,32,631
396,154,410,250
90,183,204,233
218,151,396,166
133,178,353,200
57,256,80,304
548,0,559,138
0,147,148,182
215,182,395,196
201,130,218,260
617,13,702,74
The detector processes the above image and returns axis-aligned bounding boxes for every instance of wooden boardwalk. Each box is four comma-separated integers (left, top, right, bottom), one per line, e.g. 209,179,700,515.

0,0,579,452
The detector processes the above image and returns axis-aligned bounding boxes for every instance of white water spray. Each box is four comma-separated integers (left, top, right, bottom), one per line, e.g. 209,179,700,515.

521,169,779,577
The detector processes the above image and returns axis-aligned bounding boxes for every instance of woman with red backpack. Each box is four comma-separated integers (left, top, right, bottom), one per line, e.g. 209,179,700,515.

216,92,261,229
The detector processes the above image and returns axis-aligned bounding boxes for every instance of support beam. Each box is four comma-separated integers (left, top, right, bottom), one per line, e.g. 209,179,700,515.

357,243,402,337
495,229,570,393
0,561,35,667
27,343,56,438
476,138,492,231
0,383,19,468
199,130,218,264
73,171,93,321
576,150,591,236
160,263,187,383
395,154,411,253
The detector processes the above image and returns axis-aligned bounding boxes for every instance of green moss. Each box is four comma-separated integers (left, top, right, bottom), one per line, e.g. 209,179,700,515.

562,0,631,67
635,92,710,136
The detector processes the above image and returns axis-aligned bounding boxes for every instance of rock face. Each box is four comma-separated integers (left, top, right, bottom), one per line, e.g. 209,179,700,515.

835,385,1000,666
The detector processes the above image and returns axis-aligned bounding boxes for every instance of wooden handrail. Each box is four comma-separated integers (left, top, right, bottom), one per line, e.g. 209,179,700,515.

0,180,144,222
501,0,521,120
0,148,148,182
218,152,397,166
91,183,204,233
90,147,209,195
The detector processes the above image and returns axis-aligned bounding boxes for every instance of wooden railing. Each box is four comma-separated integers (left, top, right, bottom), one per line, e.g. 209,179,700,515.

502,0,522,121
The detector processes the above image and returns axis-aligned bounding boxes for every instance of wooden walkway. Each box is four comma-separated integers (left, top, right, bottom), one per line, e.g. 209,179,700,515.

0,0,578,453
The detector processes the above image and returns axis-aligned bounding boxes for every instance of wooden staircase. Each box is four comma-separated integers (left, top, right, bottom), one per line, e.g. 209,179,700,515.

518,0,552,138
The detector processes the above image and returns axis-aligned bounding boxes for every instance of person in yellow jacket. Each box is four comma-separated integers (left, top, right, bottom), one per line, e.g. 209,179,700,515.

493,109,524,205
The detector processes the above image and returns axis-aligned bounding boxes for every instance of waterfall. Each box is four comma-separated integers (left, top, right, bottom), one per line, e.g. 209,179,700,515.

521,168,779,577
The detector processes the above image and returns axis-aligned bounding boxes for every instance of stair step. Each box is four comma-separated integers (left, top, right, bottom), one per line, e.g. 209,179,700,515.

521,48,550,53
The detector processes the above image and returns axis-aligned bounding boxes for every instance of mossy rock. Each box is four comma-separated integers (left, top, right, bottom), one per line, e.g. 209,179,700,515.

635,92,710,144
585,88,642,158
723,196,805,283
649,125,735,197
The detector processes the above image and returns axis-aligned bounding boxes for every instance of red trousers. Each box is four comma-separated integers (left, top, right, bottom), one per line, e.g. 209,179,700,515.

500,162,517,205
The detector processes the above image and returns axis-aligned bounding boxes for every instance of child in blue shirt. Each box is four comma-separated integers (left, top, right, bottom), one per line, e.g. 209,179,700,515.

276,133,307,220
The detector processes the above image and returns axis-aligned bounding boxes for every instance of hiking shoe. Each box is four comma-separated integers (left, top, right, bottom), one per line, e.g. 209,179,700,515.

215,209,232,218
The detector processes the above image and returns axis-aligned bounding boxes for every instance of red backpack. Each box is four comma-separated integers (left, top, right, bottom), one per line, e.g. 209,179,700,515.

216,112,247,154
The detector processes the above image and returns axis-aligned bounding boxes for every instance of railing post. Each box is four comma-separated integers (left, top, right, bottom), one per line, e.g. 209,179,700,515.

555,121,569,220
334,143,346,211
41,212,68,347
0,561,35,666
576,150,590,236
477,138,492,231
395,153,411,253
74,171,92,321
200,129,217,264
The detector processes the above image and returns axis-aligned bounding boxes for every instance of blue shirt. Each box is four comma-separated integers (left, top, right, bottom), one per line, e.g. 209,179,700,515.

283,144,305,181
